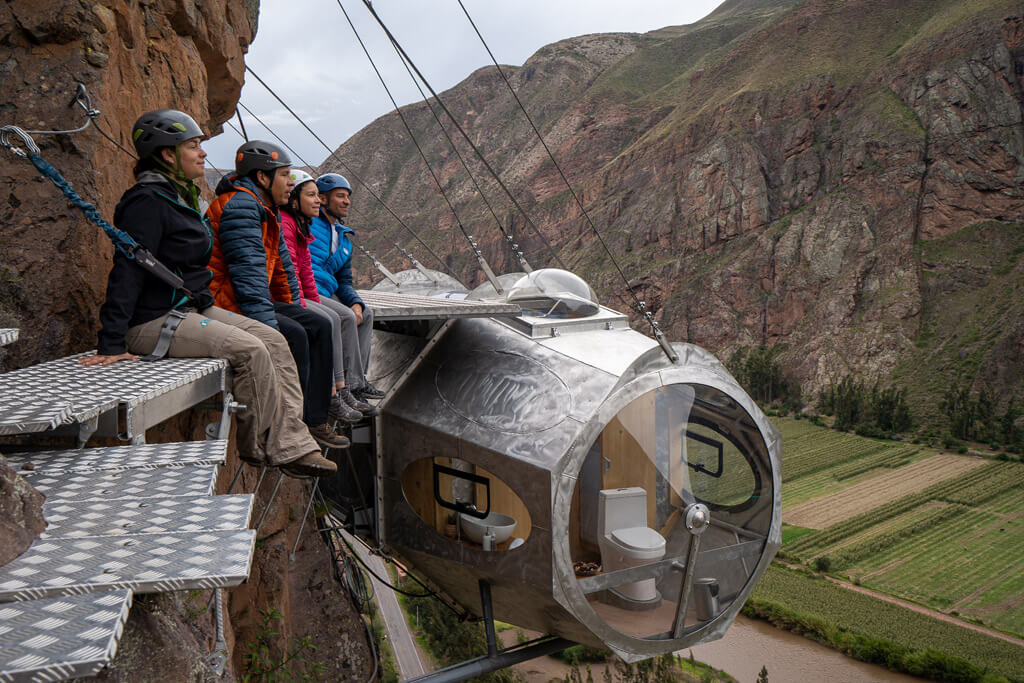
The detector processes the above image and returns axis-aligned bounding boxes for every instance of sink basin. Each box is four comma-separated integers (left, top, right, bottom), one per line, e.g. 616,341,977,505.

459,511,517,544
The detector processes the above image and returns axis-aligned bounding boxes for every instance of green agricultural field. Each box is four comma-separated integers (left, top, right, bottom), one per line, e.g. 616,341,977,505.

749,566,1024,682
773,417,1024,637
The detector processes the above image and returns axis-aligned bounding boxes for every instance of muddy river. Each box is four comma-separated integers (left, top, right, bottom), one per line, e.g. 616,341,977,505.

684,615,923,682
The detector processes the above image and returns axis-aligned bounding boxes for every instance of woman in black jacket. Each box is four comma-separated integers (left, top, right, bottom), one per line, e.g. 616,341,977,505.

80,109,341,477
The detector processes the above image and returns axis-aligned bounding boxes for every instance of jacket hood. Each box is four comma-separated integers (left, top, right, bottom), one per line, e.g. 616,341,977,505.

216,174,275,213
315,212,355,237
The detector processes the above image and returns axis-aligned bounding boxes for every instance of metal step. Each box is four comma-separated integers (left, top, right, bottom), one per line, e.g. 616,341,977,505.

0,329,18,347
0,353,227,442
0,438,256,682
0,528,255,601
41,494,253,539
4,440,228,474
0,590,132,682
22,464,219,501
0,394,74,436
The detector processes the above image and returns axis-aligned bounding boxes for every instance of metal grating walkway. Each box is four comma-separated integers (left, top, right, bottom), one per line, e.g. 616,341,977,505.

357,289,520,321
0,353,226,441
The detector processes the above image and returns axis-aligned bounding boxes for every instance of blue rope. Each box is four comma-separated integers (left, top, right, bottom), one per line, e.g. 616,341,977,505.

27,153,140,260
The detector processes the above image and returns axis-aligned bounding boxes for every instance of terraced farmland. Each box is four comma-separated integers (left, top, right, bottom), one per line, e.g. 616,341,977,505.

773,417,1024,638
784,454,984,529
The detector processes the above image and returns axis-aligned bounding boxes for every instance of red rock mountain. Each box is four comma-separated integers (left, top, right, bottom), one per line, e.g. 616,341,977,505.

0,1,371,679
326,0,1024,417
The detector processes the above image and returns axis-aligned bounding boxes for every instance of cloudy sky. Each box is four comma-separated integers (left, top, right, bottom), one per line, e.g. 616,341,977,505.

203,0,723,172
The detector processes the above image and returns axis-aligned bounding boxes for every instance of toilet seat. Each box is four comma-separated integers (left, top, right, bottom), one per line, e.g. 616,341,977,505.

610,526,665,552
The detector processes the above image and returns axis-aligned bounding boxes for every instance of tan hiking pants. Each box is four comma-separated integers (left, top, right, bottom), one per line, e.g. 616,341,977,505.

125,306,319,466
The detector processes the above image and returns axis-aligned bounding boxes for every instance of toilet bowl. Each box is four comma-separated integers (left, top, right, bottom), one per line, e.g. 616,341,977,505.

598,487,666,607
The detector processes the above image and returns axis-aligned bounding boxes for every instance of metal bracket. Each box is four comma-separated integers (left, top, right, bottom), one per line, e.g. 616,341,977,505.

358,245,401,286
466,234,503,295
671,503,711,638
76,415,98,449
395,242,440,282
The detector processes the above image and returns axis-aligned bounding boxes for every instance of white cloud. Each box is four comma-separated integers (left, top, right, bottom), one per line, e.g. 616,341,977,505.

205,0,722,170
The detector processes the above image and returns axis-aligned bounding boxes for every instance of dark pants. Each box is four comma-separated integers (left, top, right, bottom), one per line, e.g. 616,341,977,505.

274,301,333,425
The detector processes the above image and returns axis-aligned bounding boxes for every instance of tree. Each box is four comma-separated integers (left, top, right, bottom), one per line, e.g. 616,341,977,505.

729,344,799,408
757,665,769,683
1000,399,1021,447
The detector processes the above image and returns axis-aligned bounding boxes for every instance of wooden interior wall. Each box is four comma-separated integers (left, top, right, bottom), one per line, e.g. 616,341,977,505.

600,391,657,525
474,464,532,541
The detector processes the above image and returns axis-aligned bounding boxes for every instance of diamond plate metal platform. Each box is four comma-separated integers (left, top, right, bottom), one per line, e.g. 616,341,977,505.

357,290,520,321
0,529,255,602
0,395,74,437
0,438,255,682
41,494,253,539
4,440,227,475
0,353,227,441
22,464,219,501
0,329,17,347
0,590,132,682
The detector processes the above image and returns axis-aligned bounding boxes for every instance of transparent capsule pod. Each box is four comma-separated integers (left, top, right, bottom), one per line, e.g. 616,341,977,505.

366,268,781,661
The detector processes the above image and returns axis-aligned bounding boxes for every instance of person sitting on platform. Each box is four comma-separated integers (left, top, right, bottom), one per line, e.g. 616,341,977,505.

309,173,382,402
82,109,336,478
280,169,377,422
205,140,348,450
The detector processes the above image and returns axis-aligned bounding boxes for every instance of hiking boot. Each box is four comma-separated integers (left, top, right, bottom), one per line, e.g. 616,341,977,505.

339,387,379,417
329,393,364,423
308,423,351,450
281,452,338,478
353,382,385,400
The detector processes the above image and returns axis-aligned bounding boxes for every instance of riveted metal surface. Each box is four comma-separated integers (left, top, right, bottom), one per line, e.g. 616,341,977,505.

0,529,255,601
41,495,253,539
22,464,218,501
356,290,520,321
4,440,227,474
0,590,132,682
0,329,18,347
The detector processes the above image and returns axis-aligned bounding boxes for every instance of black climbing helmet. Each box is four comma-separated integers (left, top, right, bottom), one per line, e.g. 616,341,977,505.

235,140,291,177
131,109,204,160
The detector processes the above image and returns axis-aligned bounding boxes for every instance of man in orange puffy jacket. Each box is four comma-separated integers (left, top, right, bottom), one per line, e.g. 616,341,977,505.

206,140,347,450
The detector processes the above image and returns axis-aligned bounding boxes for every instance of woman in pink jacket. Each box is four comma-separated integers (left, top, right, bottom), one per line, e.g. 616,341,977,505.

282,170,376,422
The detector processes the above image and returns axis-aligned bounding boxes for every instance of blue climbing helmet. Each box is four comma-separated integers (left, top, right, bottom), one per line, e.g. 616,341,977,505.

316,173,351,195
132,110,204,160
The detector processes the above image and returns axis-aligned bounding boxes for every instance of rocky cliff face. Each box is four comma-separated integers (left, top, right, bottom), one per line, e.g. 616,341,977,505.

0,1,372,679
328,0,1024,415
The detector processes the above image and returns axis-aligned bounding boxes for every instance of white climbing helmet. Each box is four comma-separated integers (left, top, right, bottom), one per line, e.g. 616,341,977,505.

288,169,315,196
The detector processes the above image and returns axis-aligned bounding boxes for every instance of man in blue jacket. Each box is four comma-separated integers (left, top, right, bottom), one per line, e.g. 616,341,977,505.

309,173,381,401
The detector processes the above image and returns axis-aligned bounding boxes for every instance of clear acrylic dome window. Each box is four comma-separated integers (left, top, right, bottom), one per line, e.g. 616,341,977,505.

506,268,600,319
568,383,773,640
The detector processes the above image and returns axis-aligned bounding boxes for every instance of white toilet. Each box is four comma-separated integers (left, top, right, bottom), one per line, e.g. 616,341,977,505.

598,487,666,608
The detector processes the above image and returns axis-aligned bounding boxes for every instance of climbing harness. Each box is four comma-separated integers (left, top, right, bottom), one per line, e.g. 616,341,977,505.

1,86,196,361
139,308,189,362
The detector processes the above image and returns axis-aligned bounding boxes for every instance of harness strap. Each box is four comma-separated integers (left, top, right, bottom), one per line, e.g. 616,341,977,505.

140,309,188,362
